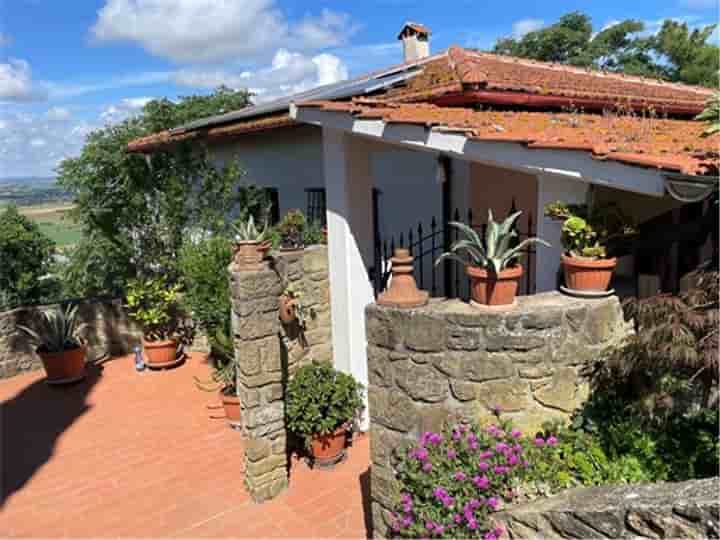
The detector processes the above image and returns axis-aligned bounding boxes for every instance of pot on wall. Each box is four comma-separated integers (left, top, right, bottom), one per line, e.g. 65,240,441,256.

39,345,86,382
562,255,616,291
234,240,271,268
466,265,523,306
310,426,347,466
143,338,178,366
220,389,241,429
278,295,297,324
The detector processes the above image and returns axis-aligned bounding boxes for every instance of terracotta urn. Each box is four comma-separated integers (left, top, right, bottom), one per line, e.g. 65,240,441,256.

377,248,429,308
39,345,86,382
220,390,241,429
234,240,271,269
562,255,616,291
467,265,523,307
143,338,178,366
311,427,347,465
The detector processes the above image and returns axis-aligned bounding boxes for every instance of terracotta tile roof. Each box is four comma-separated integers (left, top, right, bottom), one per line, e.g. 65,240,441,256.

398,22,431,37
300,100,720,176
384,47,713,115
126,112,295,153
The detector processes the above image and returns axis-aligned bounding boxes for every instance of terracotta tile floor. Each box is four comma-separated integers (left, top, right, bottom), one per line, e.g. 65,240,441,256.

1,353,371,538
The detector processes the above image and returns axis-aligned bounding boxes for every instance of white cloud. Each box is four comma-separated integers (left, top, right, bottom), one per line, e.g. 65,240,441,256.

0,59,45,102
173,49,348,103
46,106,71,121
91,0,356,64
100,96,154,123
512,18,544,38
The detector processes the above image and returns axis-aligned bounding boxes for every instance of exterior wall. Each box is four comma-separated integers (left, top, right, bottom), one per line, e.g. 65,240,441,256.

210,125,324,217
0,299,142,379
365,292,632,538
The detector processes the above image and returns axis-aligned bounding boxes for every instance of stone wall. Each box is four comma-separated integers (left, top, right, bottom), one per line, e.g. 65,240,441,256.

228,245,332,503
0,298,142,379
365,292,632,537
496,477,720,539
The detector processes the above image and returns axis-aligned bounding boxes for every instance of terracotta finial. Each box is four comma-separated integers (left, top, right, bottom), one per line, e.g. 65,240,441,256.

377,249,429,308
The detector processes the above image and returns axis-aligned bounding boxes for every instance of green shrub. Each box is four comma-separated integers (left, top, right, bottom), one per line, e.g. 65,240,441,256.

125,276,180,339
285,362,364,447
278,209,307,249
0,205,55,309
178,235,232,334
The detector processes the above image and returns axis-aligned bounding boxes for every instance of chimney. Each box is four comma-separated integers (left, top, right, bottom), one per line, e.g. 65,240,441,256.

398,22,431,63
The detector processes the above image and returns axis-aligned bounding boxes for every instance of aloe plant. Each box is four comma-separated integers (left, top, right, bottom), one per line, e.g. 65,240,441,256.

233,214,268,242
435,211,550,274
18,304,88,353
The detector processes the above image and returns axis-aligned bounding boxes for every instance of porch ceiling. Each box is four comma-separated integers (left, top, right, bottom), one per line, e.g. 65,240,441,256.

291,100,719,197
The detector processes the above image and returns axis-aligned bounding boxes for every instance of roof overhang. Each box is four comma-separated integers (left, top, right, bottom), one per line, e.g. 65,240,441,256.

291,103,674,198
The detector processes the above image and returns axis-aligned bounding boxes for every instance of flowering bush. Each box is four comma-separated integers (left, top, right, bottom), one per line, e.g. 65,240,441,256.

392,422,555,539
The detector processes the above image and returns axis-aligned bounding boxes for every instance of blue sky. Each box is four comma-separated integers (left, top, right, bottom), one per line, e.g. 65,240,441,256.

1,0,717,177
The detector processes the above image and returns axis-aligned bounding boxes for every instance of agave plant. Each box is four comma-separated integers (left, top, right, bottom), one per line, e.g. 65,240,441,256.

435,210,550,274
18,304,88,353
233,214,268,243
194,325,238,394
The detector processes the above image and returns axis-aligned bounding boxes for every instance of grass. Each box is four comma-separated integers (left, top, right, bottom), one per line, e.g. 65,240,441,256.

17,204,83,248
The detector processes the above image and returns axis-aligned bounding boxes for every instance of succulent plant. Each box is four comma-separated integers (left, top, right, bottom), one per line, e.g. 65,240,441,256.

18,304,88,353
233,214,268,243
435,210,550,274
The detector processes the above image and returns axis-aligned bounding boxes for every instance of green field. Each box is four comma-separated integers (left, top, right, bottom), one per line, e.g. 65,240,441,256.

19,204,83,248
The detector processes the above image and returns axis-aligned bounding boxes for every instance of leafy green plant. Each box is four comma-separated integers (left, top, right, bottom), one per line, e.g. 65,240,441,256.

281,283,313,329
0,205,55,310
303,220,325,246
285,362,364,448
278,209,307,249
696,93,720,137
435,211,549,274
125,277,181,340
545,201,635,259
233,213,268,242
178,236,232,334
18,304,88,353
194,325,237,395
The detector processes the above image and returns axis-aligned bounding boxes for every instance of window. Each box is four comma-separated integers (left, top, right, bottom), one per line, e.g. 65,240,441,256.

265,188,280,225
305,188,326,226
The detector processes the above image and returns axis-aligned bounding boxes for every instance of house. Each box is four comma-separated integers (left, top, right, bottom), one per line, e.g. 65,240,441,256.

127,23,718,400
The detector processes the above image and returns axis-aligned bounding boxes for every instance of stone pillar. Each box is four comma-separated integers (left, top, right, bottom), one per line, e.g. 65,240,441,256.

229,265,287,503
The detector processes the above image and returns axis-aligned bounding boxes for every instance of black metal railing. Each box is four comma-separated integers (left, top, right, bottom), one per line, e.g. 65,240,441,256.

372,205,536,301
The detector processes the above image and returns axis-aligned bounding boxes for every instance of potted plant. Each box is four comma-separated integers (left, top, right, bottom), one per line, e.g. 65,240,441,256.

194,326,241,429
232,214,270,268
435,211,550,306
278,209,307,251
278,283,312,327
286,362,364,467
18,304,88,383
544,201,635,292
125,277,181,367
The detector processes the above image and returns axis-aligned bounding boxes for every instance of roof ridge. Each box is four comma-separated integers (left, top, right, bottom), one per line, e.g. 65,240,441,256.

450,46,715,96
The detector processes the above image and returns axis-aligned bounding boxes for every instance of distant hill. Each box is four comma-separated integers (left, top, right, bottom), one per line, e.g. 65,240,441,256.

0,176,57,187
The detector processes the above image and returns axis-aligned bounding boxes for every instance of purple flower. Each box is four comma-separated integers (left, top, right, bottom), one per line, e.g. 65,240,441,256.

402,515,414,528
507,454,519,466
447,449,457,460
484,532,497,540
495,442,509,453
454,471,466,481
411,447,429,461
468,518,478,530
479,450,494,460
534,437,545,447
422,462,433,472
547,435,558,447
428,432,443,446
426,520,435,532
433,487,448,500
523,460,530,468
469,440,479,451
453,513,463,524
511,428,522,438
478,461,490,471
452,429,462,441
487,497,499,510
473,475,490,489
494,526,505,537
468,498,481,510
435,525,445,535
494,465,509,475
513,443,523,453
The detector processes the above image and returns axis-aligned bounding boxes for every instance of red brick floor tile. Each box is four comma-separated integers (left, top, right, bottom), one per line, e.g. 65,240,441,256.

1,353,371,538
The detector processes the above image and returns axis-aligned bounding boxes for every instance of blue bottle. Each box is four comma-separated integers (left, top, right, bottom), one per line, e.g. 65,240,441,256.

134,345,145,371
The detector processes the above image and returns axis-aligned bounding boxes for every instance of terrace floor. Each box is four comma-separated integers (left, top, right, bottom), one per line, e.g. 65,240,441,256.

1,353,371,538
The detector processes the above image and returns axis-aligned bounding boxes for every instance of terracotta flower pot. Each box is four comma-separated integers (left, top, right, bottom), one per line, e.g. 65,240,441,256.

220,390,241,428
143,338,178,365
234,240,271,269
466,265,523,306
311,427,347,463
562,255,617,291
39,345,86,381
278,295,297,324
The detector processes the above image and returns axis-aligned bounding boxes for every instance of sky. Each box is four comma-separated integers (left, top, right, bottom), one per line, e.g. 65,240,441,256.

0,0,717,178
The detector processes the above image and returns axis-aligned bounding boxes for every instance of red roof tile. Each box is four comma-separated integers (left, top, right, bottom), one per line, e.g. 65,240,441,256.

300,100,719,176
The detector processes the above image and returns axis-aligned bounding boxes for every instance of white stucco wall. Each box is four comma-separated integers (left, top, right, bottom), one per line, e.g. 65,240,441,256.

210,125,324,217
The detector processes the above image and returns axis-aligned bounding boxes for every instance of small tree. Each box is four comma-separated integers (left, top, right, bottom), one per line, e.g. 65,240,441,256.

0,205,55,309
